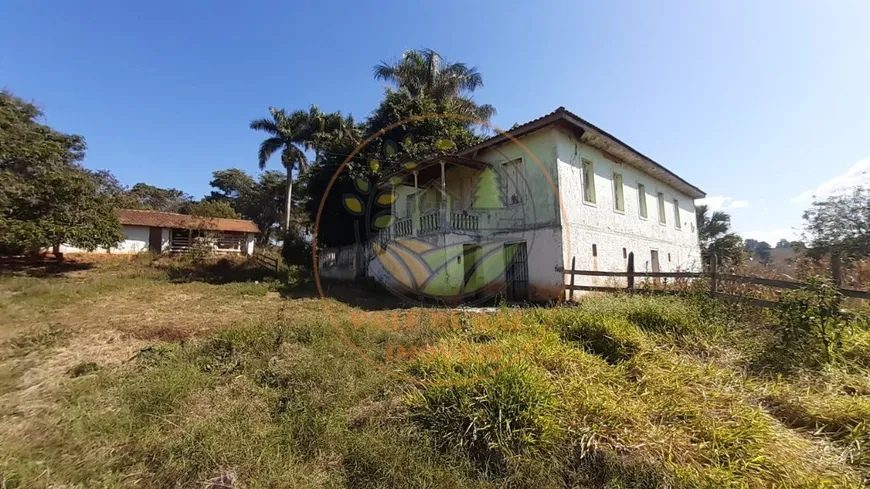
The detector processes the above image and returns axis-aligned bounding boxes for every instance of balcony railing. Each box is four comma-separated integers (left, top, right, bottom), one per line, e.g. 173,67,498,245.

392,217,413,237
380,209,483,238
451,212,479,232
419,211,440,234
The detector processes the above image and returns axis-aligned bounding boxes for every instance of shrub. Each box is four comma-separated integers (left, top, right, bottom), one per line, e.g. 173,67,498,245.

775,276,858,367
406,362,561,471
551,310,650,363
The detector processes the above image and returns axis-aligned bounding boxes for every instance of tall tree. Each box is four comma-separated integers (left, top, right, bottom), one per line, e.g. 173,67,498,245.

207,168,288,244
776,238,791,249
250,105,356,233
0,91,123,257
696,204,744,265
754,241,772,263
250,107,310,232
802,186,870,260
183,200,240,219
373,48,495,121
126,183,192,212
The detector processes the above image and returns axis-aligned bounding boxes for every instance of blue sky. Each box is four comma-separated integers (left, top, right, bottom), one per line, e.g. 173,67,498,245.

2,0,868,243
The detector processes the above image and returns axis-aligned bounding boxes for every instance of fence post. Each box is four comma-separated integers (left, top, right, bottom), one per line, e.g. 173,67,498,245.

831,253,843,287
627,252,635,291
710,253,719,296
568,256,576,302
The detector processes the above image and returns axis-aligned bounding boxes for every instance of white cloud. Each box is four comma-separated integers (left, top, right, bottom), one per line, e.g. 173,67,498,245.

792,157,870,203
696,196,750,211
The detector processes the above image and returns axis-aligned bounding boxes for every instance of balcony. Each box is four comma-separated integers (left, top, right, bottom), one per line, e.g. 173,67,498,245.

384,209,481,238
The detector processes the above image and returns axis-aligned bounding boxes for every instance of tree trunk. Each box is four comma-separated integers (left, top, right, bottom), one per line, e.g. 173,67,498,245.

52,243,64,263
284,170,293,232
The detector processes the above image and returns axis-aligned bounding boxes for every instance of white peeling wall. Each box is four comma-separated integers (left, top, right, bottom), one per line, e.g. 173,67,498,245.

58,225,151,254
555,128,702,292
490,227,564,301
244,234,256,255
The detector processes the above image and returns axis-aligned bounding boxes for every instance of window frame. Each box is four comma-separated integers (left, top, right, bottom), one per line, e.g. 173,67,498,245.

501,158,525,206
657,192,666,225
612,171,625,213
581,158,596,205
673,198,681,229
637,183,648,219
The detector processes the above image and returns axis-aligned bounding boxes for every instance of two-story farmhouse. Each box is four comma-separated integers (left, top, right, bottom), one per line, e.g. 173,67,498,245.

319,107,705,302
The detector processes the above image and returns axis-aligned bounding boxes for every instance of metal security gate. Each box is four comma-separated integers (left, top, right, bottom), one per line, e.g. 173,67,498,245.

504,242,529,301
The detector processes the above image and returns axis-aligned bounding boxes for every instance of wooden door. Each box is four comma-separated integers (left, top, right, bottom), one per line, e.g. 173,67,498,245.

149,227,162,253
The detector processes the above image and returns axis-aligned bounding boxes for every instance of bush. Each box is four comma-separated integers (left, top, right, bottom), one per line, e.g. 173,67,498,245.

775,276,858,367
550,310,650,363
406,362,561,471
282,228,312,268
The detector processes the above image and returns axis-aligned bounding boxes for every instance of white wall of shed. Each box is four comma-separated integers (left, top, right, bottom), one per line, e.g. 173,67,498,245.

57,225,150,254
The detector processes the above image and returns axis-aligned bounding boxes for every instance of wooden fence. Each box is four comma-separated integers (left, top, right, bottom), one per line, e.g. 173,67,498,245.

252,251,281,273
564,252,870,308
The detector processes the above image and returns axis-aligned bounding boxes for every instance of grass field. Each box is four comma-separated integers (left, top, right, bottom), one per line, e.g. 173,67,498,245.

2,255,870,488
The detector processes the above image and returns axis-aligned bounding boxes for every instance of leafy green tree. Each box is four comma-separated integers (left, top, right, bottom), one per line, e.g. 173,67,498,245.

754,241,772,264
0,91,123,257
183,200,240,219
207,169,288,244
695,204,744,265
802,186,870,260
374,48,495,121
126,183,192,212
790,241,807,252
776,239,791,249
303,90,486,248
744,239,758,255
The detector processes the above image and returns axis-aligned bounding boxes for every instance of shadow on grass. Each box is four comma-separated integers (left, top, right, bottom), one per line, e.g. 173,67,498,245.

162,257,280,285
278,278,413,311
0,256,94,278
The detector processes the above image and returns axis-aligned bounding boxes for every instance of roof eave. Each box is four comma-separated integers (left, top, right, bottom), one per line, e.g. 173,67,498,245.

459,108,706,200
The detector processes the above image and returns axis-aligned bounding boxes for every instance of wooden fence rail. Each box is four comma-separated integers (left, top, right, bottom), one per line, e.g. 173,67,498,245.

252,251,281,273
564,252,870,307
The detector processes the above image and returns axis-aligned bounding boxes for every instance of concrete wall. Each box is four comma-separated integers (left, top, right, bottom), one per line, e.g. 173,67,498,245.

58,225,151,254
244,234,256,256
554,127,702,294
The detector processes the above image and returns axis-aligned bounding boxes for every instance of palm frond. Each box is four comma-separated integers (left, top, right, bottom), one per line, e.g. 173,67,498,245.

249,118,280,135
257,137,284,169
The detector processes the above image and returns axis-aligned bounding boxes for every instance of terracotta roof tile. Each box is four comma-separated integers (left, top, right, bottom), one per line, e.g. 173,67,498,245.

117,209,260,233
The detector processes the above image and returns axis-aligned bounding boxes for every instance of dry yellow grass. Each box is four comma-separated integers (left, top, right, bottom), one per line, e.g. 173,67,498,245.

1,255,869,488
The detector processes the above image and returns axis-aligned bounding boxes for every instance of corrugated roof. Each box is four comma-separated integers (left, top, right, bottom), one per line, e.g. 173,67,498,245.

460,107,706,199
117,209,260,233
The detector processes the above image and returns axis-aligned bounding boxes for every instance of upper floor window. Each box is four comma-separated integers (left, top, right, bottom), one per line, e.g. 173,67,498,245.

582,159,596,204
673,199,681,229
657,192,666,224
503,159,524,205
612,172,624,212
637,183,648,218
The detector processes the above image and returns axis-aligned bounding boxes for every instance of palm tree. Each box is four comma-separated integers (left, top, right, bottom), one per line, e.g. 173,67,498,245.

251,105,358,232
373,48,495,121
250,107,310,231
696,204,744,265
